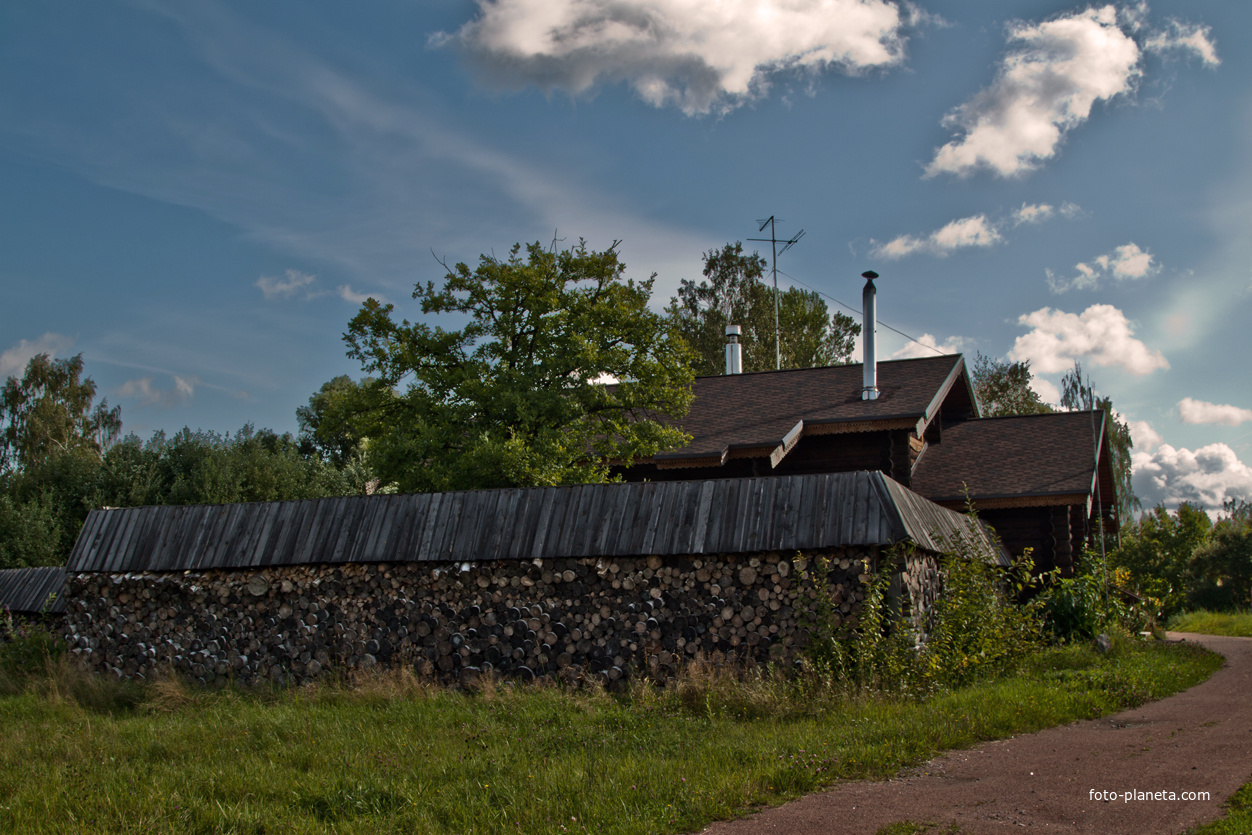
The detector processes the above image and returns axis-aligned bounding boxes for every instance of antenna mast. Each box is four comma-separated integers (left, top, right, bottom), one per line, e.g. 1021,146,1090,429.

748,216,804,370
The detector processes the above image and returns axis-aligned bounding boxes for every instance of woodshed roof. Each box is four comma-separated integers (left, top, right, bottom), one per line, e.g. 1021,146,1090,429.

910,411,1116,516
66,471,1005,574
0,566,67,615
642,355,978,470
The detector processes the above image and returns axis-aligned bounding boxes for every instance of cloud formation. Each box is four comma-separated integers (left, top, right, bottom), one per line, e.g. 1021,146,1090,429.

1133,442,1252,512
0,333,76,379
926,6,1217,178
888,333,969,360
1010,303,1168,375
872,201,1080,260
1179,398,1252,426
443,0,911,115
255,269,316,300
118,375,198,407
1047,242,1157,292
338,285,389,305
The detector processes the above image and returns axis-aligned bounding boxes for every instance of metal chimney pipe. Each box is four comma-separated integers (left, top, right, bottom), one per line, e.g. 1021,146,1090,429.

725,325,742,375
861,271,879,401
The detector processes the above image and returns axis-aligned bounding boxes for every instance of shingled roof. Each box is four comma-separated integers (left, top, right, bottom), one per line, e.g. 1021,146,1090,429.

910,411,1116,514
643,355,977,469
0,566,66,616
66,471,1005,574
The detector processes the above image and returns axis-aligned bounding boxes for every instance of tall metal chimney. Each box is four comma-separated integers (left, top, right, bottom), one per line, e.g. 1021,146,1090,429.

861,271,879,401
725,325,742,375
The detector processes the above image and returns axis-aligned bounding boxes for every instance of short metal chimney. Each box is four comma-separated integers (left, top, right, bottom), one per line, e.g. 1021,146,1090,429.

861,271,879,400
725,325,742,375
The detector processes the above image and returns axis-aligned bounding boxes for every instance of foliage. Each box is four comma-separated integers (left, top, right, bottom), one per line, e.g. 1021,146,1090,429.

0,638,1219,834
0,607,64,682
1039,557,1133,640
1058,362,1139,522
297,375,372,470
667,242,859,376
1110,502,1213,620
0,353,121,473
968,353,1053,417
343,239,694,492
806,543,1046,697
0,489,63,569
1190,500,1252,610
1169,609,1252,638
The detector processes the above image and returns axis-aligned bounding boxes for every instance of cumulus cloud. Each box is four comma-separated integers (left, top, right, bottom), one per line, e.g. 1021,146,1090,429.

1127,418,1163,451
1179,398,1252,426
872,214,1001,259
1048,242,1157,292
925,6,1217,178
1133,442,1252,513
1030,376,1061,406
1010,303,1168,375
255,269,316,300
0,333,76,378
889,333,969,360
442,0,911,115
1012,203,1054,225
118,375,199,407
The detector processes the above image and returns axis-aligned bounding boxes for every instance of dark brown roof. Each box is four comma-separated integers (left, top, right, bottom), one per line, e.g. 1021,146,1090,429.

647,355,976,468
910,411,1115,511
65,472,1005,573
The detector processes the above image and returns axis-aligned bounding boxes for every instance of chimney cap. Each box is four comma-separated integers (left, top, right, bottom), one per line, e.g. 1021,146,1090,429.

862,270,879,280
725,324,741,336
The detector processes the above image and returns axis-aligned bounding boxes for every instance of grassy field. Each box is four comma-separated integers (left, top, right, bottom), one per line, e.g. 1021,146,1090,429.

0,637,1220,835
1170,610,1252,638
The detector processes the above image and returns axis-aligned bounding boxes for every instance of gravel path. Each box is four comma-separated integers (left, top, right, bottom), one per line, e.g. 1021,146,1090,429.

699,633,1252,834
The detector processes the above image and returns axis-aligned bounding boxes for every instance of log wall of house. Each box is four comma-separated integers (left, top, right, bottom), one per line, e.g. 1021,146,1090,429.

62,546,941,688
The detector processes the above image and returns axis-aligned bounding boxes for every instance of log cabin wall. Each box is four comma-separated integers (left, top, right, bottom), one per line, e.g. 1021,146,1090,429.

61,545,942,688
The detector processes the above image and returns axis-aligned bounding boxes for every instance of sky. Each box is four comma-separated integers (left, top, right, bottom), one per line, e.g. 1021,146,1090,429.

1,1,1249,514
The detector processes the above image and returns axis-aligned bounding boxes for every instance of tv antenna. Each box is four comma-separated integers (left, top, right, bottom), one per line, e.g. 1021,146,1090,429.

748,215,804,370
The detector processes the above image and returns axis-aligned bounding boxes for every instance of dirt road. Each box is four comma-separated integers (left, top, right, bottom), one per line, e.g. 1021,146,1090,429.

700,633,1252,834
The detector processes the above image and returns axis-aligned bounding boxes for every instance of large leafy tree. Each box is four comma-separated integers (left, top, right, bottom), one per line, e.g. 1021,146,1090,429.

0,353,121,472
342,239,694,492
1190,500,1252,610
969,353,1053,417
668,242,859,376
1111,502,1212,618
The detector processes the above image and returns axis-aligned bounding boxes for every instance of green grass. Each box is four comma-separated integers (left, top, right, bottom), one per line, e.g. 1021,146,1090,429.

1189,783,1252,834
1169,610,1252,638
0,639,1221,835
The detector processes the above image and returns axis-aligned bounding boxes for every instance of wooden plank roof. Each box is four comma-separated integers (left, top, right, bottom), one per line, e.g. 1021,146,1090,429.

0,567,67,615
633,355,978,470
65,471,1004,574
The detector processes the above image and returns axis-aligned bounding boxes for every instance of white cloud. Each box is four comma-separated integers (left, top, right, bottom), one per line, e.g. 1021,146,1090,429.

1010,303,1168,375
1048,242,1157,292
1179,398,1252,427
924,6,1220,179
117,374,199,407
927,6,1141,178
1144,20,1219,66
889,333,968,360
0,333,76,379
338,285,389,305
1133,442,1252,513
255,269,316,300
1030,376,1061,406
871,214,1001,260
1012,203,1054,225
1127,418,1162,451
443,0,911,116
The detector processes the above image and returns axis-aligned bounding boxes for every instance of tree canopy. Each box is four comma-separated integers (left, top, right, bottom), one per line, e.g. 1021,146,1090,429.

342,239,694,492
667,242,859,376
0,353,121,473
969,353,1052,417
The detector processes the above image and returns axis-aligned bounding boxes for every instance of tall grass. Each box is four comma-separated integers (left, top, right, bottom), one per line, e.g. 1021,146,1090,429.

0,636,1219,835
1169,610,1252,638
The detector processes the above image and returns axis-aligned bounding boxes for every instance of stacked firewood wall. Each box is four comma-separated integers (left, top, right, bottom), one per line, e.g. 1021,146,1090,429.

60,546,942,687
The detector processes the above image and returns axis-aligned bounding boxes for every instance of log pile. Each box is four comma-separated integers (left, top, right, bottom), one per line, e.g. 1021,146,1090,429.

61,546,931,687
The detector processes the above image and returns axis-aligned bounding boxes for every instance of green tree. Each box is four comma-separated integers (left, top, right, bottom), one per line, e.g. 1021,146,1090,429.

1059,362,1139,522
0,353,121,472
667,242,860,376
1111,502,1212,619
1190,500,1252,610
297,375,370,469
342,239,694,493
969,353,1053,417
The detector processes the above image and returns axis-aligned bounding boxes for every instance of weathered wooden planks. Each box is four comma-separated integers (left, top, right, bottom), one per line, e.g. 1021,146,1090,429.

0,566,67,615
64,471,1003,574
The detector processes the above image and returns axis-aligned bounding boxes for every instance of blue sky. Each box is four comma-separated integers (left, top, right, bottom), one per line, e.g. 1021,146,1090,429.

1,1,1249,512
